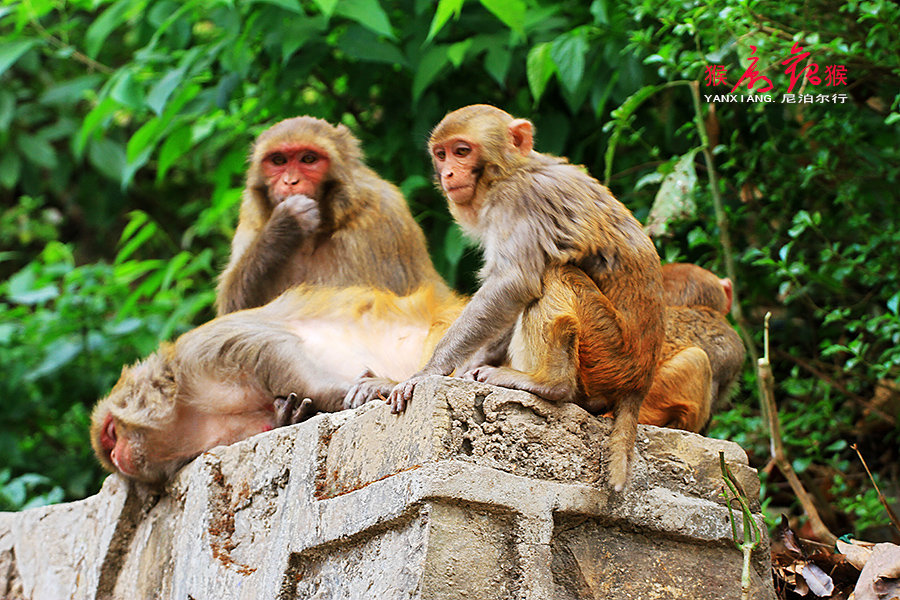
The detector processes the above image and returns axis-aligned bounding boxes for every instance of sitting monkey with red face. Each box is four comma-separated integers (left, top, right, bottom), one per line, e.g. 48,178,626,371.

216,116,448,315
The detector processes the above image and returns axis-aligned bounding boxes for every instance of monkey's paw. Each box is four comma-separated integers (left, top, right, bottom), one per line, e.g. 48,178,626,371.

274,392,316,426
461,365,499,383
387,375,429,414
343,371,396,409
278,194,320,235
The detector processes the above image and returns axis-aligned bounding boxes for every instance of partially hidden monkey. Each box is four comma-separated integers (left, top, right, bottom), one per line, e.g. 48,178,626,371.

91,284,464,484
382,105,666,491
638,263,745,432
216,116,448,315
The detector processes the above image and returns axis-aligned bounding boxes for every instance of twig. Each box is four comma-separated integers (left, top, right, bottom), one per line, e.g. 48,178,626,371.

688,81,765,420
720,451,762,600
851,444,900,534
758,312,838,545
28,17,114,74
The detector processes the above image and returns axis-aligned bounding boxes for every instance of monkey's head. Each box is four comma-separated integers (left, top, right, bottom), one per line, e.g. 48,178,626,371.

661,263,733,314
428,105,534,210
248,116,363,207
91,345,181,484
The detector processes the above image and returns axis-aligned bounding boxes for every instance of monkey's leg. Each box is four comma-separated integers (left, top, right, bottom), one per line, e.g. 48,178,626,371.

180,318,354,413
464,269,583,403
640,346,712,432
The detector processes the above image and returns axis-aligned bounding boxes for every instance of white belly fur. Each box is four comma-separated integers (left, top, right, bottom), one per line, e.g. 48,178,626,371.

285,315,429,382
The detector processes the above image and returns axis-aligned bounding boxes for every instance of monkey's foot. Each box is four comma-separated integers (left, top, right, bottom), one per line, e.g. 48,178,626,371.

274,392,316,426
343,372,397,409
387,374,430,414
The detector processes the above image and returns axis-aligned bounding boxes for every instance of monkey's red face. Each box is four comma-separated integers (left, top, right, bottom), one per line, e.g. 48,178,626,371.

261,144,331,203
430,138,482,206
98,412,139,478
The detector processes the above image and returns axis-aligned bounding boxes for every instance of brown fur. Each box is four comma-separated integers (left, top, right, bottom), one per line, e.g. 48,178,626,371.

216,116,447,315
637,264,746,432
389,105,666,492
91,284,465,484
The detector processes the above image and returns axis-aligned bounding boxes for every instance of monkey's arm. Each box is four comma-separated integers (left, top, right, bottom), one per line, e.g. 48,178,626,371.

217,196,320,314
388,269,541,412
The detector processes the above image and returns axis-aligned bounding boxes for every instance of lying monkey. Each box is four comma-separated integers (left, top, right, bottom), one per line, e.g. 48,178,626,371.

91,283,463,484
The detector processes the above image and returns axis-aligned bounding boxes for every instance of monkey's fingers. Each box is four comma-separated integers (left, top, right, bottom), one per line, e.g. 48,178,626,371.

273,392,300,427
388,378,419,414
461,366,497,382
290,397,315,424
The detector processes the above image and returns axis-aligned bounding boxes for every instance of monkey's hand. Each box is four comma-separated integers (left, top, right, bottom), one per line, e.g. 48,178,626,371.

274,194,321,236
387,372,433,414
343,370,397,409
461,365,499,384
274,392,316,426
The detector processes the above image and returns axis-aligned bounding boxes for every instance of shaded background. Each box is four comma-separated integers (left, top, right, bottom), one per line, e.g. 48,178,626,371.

0,0,898,541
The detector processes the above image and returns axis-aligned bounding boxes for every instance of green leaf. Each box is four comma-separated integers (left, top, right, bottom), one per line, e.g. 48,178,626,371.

334,0,395,39
85,0,132,58
526,42,555,103
16,133,58,169
76,96,118,158
109,69,145,109
427,0,465,42
147,69,184,116
126,117,163,164
413,46,450,101
447,39,473,67
485,44,512,86
87,137,127,182
0,151,21,189
337,26,408,66
251,0,303,13
479,0,526,36
311,0,338,17
590,0,609,25
550,31,588,94
888,292,900,315
156,124,193,182
0,39,37,78
603,84,663,183
644,149,700,237
40,74,104,106
0,89,14,130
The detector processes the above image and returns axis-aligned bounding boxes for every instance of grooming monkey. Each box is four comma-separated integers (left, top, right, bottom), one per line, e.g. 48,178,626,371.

638,263,745,431
92,284,464,484
217,116,448,315
382,105,666,491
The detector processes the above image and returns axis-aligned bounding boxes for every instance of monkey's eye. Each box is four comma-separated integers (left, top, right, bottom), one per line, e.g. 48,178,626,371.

300,152,318,164
433,148,446,161
453,145,471,158
269,153,287,166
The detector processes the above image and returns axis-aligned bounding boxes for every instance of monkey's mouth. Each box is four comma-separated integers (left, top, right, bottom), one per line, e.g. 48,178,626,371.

445,184,475,203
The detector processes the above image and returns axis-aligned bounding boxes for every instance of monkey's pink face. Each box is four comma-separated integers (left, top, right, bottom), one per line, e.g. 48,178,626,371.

262,144,331,203
430,138,481,206
98,413,137,477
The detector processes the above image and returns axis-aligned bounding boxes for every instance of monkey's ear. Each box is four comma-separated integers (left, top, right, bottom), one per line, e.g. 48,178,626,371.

508,119,534,156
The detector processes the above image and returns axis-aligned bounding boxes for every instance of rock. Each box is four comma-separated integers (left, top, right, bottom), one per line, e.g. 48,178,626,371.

0,377,775,599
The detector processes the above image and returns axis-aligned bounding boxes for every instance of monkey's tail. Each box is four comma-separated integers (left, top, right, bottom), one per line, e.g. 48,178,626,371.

606,392,642,492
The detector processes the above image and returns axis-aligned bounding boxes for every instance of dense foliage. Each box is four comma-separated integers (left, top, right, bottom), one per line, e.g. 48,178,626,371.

1,0,898,539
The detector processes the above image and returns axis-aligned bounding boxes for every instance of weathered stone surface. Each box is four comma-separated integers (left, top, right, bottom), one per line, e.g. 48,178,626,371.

0,377,775,600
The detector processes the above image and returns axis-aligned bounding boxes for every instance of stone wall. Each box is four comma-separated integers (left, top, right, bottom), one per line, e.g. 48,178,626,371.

0,377,775,599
